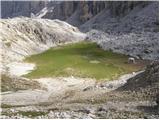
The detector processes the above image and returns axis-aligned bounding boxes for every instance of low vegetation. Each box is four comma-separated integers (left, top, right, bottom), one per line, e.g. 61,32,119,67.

1,74,41,92
17,111,48,118
24,42,145,80
1,104,25,108
1,111,48,118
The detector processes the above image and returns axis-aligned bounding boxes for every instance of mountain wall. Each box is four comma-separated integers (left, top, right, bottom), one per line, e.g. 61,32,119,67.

1,1,152,26
1,1,46,18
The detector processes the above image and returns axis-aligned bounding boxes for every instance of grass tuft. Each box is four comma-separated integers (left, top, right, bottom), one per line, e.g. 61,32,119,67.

17,111,48,118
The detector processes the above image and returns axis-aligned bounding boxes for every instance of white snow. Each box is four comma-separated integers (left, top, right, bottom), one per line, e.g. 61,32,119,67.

6,62,35,76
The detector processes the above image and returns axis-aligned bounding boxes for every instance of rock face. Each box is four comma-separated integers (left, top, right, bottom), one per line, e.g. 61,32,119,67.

0,17,86,73
80,2,158,33
1,1,152,26
1,1,48,18
45,1,107,26
1,1,106,23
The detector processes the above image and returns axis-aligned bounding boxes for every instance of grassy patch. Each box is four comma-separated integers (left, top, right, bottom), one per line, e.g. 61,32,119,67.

1,104,13,108
1,74,19,92
5,42,11,47
17,111,48,118
24,41,145,80
1,74,41,92
1,104,26,108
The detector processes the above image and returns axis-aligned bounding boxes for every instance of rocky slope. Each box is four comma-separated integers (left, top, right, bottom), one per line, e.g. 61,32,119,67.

80,2,158,33
0,17,86,74
84,2,158,60
1,62,158,119
86,29,158,60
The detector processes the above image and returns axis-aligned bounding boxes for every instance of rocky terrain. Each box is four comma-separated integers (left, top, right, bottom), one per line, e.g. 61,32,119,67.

83,2,159,60
86,29,158,60
1,1,156,26
1,1,107,22
0,1,159,119
0,17,85,74
1,1,158,60
1,62,158,119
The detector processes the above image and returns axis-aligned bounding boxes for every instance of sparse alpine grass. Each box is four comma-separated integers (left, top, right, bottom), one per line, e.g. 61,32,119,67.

24,41,145,80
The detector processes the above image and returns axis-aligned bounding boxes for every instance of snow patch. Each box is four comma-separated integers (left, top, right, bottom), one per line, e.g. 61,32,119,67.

6,62,35,76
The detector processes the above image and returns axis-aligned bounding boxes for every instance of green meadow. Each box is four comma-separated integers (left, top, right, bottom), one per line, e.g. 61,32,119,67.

24,42,144,80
